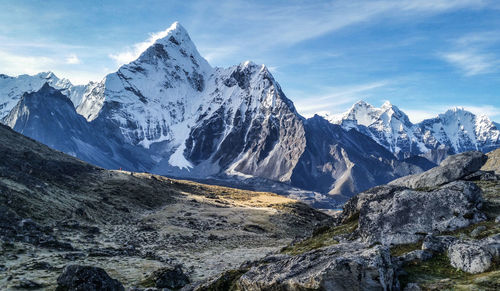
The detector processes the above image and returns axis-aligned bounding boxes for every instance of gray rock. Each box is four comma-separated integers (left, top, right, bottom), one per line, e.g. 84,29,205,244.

144,265,190,289
56,265,124,291
481,234,500,261
237,243,397,290
357,181,485,245
448,242,492,274
470,226,487,238
463,170,498,181
495,216,500,223
403,283,421,291
397,250,433,264
421,235,457,254
15,278,43,289
390,151,487,189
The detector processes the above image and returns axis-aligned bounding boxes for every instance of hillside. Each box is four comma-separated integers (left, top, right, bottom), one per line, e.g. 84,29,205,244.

0,123,330,289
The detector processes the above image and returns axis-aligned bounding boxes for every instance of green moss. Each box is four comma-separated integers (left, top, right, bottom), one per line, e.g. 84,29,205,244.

400,253,471,288
140,276,156,288
281,219,358,255
441,220,499,239
400,253,500,290
390,241,423,257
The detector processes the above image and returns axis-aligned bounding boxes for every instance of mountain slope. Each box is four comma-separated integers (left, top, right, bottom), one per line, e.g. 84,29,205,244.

2,83,154,171
290,115,432,196
0,121,330,289
0,71,86,118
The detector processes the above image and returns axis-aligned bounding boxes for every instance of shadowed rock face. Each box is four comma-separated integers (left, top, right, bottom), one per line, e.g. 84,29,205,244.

56,265,124,291
237,243,396,291
290,115,433,197
358,181,486,245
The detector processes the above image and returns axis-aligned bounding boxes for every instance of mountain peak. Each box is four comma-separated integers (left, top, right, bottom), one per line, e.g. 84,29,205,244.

381,100,392,109
155,21,193,48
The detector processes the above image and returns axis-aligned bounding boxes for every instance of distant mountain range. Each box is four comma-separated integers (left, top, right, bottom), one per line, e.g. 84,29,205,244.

324,100,500,162
1,22,498,207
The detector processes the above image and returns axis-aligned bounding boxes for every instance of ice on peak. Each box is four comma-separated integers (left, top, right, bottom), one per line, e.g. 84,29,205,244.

381,100,393,109
353,100,370,107
154,21,193,47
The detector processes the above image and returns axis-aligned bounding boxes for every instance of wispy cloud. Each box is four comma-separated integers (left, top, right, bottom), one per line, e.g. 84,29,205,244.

441,51,498,75
293,81,389,117
109,23,178,66
190,0,488,65
0,50,56,75
65,54,81,65
440,30,500,76
402,104,500,123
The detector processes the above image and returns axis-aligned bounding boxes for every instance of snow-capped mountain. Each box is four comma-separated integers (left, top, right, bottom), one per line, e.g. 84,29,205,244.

0,72,86,118
0,22,441,203
327,101,500,162
75,22,306,181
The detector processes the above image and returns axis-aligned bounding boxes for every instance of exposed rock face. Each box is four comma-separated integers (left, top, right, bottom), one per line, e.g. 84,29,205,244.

447,235,500,274
359,181,485,245
237,243,396,291
56,265,124,291
482,148,500,174
448,243,492,274
389,151,487,189
290,115,429,196
421,235,457,254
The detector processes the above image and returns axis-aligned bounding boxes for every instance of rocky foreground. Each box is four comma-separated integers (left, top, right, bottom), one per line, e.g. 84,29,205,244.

1,119,500,290
0,123,330,290
198,150,500,290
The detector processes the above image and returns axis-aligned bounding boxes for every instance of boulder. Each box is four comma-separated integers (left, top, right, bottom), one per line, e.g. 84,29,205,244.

143,265,190,289
56,265,124,291
396,250,433,265
390,151,487,189
447,235,500,274
421,235,457,254
339,185,406,224
482,148,500,175
237,243,397,290
448,242,492,274
357,181,485,245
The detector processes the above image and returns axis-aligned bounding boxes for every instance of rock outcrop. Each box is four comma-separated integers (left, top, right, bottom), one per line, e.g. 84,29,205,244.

237,243,396,291
447,235,500,274
56,265,124,291
358,181,485,245
389,151,487,189
143,265,190,289
482,148,500,174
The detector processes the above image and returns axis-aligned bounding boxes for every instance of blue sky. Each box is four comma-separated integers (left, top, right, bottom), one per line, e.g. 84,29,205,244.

1,0,500,122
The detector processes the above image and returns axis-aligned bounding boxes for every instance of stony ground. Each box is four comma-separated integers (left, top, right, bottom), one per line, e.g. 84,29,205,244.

0,124,331,290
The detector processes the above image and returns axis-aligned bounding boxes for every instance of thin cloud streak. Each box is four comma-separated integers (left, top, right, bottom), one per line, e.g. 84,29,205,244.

293,81,389,117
